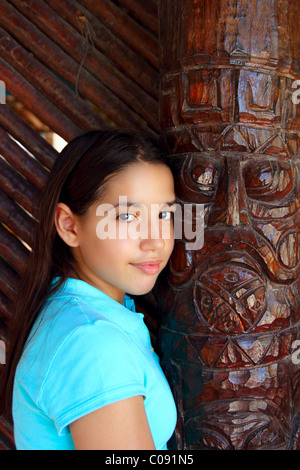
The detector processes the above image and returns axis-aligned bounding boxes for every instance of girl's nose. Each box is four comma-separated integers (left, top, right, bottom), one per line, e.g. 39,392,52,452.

139,216,168,252
139,234,165,252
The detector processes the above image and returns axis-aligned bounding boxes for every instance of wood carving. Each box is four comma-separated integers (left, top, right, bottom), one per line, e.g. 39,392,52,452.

158,0,300,450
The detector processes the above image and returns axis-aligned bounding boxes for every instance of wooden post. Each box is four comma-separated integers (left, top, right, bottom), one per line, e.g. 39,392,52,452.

158,0,300,450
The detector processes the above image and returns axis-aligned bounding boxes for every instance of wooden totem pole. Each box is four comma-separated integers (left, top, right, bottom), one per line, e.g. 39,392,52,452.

158,0,300,450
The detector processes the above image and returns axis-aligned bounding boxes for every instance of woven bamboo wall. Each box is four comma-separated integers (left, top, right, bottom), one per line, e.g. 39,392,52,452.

0,0,159,449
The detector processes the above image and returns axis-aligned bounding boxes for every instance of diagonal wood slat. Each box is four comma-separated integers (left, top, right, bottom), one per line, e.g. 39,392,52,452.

0,105,58,170
0,0,159,449
45,0,159,100
80,0,159,69
115,0,159,35
0,27,108,132
1,0,157,134
0,55,83,140
8,0,159,131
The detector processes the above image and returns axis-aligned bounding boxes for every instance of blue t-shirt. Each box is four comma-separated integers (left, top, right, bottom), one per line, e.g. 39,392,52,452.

12,278,177,450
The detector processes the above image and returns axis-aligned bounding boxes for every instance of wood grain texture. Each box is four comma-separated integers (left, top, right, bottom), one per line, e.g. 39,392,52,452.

158,0,300,450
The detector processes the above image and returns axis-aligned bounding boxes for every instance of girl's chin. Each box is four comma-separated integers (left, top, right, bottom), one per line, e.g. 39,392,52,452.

126,281,158,297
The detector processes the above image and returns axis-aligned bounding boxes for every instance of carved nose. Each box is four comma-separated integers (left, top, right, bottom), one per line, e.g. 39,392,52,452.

208,156,251,227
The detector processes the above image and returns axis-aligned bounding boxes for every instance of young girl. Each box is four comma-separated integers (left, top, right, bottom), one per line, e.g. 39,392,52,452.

1,130,177,450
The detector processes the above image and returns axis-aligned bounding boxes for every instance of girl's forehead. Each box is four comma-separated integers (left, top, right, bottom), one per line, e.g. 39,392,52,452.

89,162,174,210
106,162,174,192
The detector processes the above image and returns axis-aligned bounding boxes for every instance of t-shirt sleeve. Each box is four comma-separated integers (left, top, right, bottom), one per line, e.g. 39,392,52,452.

37,321,146,435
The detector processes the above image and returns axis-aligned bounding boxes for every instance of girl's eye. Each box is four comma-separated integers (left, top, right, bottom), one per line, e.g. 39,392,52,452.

117,213,136,222
159,211,174,220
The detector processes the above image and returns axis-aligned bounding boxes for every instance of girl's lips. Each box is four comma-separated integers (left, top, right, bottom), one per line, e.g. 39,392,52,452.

130,260,162,275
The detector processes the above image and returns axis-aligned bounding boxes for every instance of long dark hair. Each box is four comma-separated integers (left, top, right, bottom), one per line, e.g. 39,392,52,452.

0,129,167,417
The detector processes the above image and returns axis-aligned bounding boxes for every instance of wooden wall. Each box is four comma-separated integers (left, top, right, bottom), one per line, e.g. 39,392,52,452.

0,0,159,449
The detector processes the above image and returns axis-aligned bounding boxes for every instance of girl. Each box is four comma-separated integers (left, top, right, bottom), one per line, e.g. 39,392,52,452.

0,130,177,450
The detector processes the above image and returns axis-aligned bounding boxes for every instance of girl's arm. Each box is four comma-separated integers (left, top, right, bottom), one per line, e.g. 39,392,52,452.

69,395,155,450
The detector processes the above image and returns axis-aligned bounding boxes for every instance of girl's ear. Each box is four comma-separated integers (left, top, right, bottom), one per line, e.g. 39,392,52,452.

54,203,80,247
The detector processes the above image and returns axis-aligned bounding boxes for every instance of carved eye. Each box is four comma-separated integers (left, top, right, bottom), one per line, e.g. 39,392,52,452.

243,160,293,201
174,156,220,204
191,164,218,192
186,159,219,200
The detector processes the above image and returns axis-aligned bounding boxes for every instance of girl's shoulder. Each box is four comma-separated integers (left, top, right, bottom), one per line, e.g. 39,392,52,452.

15,294,142,399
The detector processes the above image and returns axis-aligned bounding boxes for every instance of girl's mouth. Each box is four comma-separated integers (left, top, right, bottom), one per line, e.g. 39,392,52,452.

130,260,162,275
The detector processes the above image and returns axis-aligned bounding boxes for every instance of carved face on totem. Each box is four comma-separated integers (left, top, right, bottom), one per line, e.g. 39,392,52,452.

158,1,300,450
169,151,300,337
159,149,300,449
160,66,300,340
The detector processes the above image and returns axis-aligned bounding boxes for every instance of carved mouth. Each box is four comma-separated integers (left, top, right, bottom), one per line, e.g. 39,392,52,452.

194,229,299,283
198,248,265,279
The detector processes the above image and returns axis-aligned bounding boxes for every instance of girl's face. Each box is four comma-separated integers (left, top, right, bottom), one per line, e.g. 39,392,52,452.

56,161,176,303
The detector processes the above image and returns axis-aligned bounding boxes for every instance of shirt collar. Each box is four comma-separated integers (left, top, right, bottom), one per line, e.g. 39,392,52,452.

49,277,144,333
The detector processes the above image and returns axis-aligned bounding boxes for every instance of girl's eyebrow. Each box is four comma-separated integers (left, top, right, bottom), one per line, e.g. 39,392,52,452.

112,200,177,208
112,201,140,208
160,200,177,206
